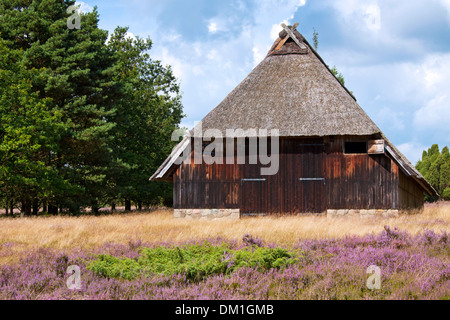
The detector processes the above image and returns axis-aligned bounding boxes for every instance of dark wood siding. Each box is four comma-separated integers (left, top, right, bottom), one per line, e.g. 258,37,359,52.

173,149,240,209
173,136,420,213
398,170,424,210
324,136,399,210
280,138,325,214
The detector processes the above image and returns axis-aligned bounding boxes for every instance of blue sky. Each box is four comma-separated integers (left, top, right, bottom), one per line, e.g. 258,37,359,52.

77,0,450,163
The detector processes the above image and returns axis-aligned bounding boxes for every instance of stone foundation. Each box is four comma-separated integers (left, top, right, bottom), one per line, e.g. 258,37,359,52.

174,209,398,219
327,209,399,218
174,209,240,220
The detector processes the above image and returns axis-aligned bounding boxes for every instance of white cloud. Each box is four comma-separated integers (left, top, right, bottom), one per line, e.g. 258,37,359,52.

208,22,218,34
206,17,236,35
151,24,254,121
331,0,382,32
441,0,450,22
159,47,188,81
207,49,218,60
75,1,93,14
270,20,290,41
250,0,307,66
328,49,450,156
417,54,450,91
192,66,204,76
376,107,405,130
364,4,381,31
165,31,181,42
408,53,450,136
252,46,265,66
397,142,428,164
414,95,450,131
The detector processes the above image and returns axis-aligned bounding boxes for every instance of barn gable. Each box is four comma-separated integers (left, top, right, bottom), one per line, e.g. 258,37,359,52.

150,23,437,217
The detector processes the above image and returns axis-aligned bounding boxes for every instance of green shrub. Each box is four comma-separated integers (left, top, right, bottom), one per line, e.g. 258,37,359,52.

87,243,303,282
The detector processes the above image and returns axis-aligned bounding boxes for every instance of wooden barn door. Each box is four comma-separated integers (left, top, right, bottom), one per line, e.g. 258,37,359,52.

283,139,326,214
239,162,268,215
238,138,326,215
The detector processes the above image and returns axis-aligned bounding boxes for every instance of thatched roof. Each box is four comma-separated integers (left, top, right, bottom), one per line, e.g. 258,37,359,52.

150,24,438,197
191,25,380,138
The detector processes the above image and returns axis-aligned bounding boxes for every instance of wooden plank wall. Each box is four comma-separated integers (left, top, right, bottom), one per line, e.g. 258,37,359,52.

324,136,399,210
173,138,326,214
398,170,424,210
173,152,240,209
173,136,421,213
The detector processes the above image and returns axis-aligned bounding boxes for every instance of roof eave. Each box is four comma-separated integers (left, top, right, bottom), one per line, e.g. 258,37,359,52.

149,137,190,182
384,139,438,197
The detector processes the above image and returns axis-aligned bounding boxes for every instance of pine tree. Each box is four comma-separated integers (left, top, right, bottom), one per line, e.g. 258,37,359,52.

440,147,450,200
1,2,184,214
0,0,121,214
107,27,183,209
0,38,67,215
416,144,450,201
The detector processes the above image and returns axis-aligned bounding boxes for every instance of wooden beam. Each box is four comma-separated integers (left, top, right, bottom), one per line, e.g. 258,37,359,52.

368,139,385,154
275,35,290,50
282,25,307,50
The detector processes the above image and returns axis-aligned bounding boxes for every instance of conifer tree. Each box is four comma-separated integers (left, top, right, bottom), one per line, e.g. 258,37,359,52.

1,2,184,214
106,27,183,209
0,38,66,215
416,144,450,201
0,1,121,213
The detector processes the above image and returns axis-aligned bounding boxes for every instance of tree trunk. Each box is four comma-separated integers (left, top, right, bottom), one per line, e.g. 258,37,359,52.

92,200,99,215
48,204,58,215
32,199,39,216
111,202,116,212
21,200,32,216
138,201,142,211
42,201,47,214
9,199,14,215
125,199,131,211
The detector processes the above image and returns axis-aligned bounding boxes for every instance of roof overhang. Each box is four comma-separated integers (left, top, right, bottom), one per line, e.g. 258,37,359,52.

383,136,438,197
149,136,190,182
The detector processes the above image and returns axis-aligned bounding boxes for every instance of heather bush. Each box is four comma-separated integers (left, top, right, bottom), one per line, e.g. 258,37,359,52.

0,228,448,300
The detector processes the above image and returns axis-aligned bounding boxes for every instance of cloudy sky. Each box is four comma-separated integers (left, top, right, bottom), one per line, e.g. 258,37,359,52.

77,0,450,164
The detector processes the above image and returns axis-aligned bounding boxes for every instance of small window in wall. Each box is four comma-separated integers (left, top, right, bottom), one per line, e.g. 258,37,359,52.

344,142,367,154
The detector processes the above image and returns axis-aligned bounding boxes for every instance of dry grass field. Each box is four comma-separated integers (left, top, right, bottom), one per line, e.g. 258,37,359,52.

1,202,449,266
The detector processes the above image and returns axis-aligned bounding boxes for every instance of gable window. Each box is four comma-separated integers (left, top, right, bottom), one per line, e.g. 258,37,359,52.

344,142,367,154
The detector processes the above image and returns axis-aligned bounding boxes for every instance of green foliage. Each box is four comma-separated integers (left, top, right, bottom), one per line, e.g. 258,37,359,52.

87,243,302,282
312,28,319,51
106,27,183,208
0,1,183,214
330,65,346,87
0,38,69,213
416,144,450,201
443,188,450,200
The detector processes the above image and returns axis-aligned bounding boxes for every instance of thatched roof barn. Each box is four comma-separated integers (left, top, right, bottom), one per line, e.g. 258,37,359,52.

151,24,437,219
